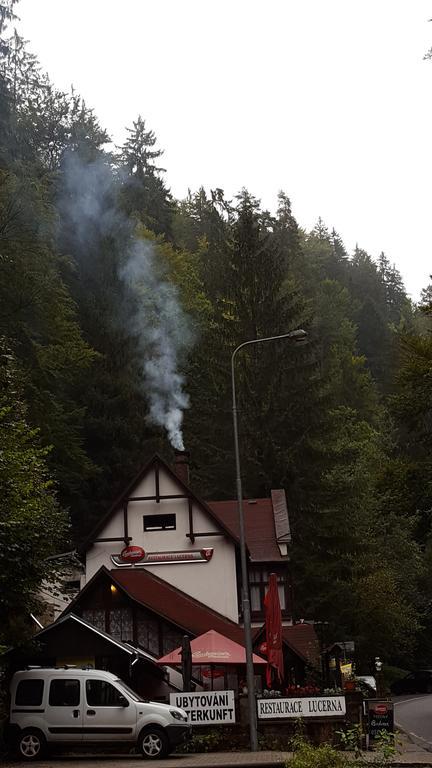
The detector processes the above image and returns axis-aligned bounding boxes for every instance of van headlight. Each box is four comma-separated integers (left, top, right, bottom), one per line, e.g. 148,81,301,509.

170,709,188,722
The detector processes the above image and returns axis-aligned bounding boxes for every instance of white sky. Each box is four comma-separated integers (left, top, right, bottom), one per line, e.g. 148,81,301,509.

16,0,432,300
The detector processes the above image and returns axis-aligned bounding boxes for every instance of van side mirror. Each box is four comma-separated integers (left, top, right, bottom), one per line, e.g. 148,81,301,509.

119,695,129,707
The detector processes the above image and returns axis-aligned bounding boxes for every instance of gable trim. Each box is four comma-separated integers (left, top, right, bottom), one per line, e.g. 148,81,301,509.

79,454,240,554
61,565,243,642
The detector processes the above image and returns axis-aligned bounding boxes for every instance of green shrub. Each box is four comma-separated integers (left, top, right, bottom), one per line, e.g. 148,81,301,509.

287,741,350,768
336,724,363,757
179,730,225,753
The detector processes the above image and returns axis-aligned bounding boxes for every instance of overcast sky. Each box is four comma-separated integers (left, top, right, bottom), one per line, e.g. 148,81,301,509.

16,0,431,300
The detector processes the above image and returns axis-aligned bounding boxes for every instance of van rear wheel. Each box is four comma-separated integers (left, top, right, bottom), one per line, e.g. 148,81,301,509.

17,729,46,761
139,727,169,759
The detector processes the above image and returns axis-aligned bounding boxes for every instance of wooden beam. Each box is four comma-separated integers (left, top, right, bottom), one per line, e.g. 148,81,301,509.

155,464,160,504
188,497,194,543
93,536,132,543
127,493,188,502
123,503,129,544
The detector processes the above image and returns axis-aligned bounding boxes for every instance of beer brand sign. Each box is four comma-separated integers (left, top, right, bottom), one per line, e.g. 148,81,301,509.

257,695,346,720
120,545,146,562
111,548,214,567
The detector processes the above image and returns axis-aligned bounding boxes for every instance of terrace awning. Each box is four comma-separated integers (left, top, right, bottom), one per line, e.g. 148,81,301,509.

157,629,266,666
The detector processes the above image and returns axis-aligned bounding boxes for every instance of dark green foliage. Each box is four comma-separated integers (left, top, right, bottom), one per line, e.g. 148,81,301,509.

0,162,97,513
0,4,428,665
0,344,69,647
119,115,175,238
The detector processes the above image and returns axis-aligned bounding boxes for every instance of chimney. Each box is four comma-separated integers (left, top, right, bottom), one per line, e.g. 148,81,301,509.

173,449,190,486
271,489,292,556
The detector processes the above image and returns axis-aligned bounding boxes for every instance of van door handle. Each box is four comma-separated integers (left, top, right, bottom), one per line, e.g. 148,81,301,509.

73,710,80,718
87,710,96,716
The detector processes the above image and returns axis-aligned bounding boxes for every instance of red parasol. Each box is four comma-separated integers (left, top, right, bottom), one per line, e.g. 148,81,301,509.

264,573,284,687
157,629,267,666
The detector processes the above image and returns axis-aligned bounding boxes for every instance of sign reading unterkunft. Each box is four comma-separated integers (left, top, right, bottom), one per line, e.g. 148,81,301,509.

257,695,346,719
170,691,235,725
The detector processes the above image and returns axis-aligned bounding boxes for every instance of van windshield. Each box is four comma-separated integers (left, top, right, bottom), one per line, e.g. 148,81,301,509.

115,679,148,702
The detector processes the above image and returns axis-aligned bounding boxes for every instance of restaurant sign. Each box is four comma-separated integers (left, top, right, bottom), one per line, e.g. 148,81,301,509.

364,699,394,741
257,695,346,719
111,548,214,567
170,690,235,725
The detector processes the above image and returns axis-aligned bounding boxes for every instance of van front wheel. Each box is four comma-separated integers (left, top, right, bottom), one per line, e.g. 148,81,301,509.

17,729,46,761
139,727,169,759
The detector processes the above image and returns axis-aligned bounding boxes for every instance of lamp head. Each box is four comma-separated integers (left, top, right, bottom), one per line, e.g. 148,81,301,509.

287,329,308,345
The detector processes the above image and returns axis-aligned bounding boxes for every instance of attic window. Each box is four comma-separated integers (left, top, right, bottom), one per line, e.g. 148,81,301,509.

144,514,176,531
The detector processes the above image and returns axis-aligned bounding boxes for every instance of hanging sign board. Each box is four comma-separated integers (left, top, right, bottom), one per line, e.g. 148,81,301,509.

170,690,235,725
111,548,214,567
364,699,394,740
120,545,145,562
257,695,346,719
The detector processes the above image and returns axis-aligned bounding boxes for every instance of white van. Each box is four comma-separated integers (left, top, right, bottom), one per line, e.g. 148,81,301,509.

8,668,190,760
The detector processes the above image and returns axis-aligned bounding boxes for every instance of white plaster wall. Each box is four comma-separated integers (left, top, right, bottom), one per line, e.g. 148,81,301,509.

85,467,239,622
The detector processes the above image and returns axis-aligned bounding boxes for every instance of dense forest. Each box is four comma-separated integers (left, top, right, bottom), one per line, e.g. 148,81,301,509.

1,0,432,669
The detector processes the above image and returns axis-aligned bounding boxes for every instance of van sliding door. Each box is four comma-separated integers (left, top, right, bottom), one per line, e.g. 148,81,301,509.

46,678,83,742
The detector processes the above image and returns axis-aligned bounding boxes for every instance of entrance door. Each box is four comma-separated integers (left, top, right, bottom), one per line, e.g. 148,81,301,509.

83,678,136,741
46,677,83,742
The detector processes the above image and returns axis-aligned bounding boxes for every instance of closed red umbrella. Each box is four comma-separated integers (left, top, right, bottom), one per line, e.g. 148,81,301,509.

264,573,284,687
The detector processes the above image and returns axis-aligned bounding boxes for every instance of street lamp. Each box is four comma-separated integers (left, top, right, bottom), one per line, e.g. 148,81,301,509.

231,329,308,752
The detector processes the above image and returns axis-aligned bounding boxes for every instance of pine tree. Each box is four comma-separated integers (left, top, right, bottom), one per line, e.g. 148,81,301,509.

0,343,69,647
119,115,174,238
0,47,99,523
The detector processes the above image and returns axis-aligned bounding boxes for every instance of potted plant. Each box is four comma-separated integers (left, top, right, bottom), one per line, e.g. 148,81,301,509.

343,675,356,692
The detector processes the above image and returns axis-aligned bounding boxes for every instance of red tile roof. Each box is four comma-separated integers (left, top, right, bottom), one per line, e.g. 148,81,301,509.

112,570,317,665
282,624,320,667
253,622,320,667
207,499,285,562
63,566,315,667
110,568,245,644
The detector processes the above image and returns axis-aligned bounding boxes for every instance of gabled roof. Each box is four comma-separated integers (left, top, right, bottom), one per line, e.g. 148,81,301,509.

62,568,312,667
80,454,240,553
253,623,320,667
62,565,245,645
111,568,246,643
207,498,287,562
34,612,159,666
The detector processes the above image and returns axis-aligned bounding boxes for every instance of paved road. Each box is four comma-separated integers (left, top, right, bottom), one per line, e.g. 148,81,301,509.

1,752,290,768
3,744,432,767
394,694,432,751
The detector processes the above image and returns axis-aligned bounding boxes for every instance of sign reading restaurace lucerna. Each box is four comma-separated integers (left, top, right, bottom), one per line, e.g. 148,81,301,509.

170,691,235,725
257,695,346,719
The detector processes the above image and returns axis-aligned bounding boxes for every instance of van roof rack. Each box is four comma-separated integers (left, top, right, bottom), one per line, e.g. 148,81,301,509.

24,665,78,670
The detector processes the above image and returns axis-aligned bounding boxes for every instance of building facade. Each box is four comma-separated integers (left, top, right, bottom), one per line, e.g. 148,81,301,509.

26,450,319,698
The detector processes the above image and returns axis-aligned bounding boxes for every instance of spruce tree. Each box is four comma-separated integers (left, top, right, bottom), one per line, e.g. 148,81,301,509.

119,115,175,238
0,343,69,647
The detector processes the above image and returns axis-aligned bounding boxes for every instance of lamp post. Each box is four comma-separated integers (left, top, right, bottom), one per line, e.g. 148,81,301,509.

231,329,308,752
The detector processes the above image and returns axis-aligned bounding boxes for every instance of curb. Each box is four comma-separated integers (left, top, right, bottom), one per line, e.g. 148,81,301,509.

395,719,432,756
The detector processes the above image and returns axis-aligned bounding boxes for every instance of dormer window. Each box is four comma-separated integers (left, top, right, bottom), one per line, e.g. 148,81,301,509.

144,514,176,531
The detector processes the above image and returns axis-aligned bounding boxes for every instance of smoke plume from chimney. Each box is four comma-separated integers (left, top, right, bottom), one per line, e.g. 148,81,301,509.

59,153,192,451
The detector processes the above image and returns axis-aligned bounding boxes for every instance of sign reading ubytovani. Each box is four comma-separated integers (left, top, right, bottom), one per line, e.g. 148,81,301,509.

170,691,235,725
257,696,346,719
